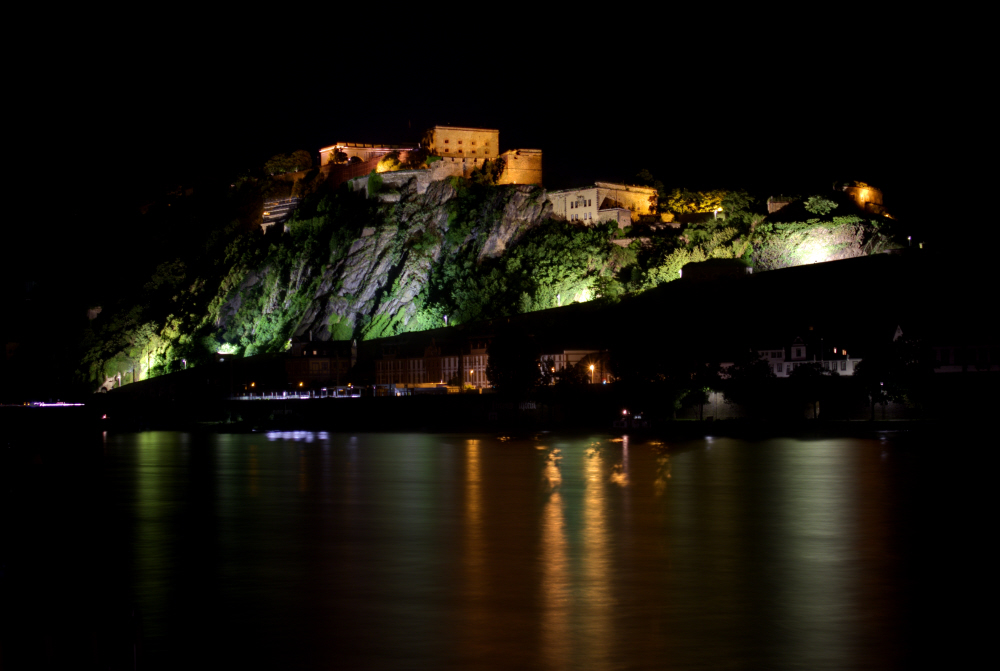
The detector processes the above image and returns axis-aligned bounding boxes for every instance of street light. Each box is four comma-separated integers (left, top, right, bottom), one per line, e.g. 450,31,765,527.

589,364,595,384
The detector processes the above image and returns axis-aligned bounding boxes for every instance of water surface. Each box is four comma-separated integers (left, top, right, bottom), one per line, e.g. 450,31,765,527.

96,431,930,669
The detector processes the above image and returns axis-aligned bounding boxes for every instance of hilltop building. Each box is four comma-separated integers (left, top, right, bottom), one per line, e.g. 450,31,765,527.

319,141,418,166
547,182,658,227
423,126,499,159
424,125,543,185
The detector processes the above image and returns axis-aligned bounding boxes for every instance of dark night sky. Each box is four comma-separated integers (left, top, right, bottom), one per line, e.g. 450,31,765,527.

5,12,979,325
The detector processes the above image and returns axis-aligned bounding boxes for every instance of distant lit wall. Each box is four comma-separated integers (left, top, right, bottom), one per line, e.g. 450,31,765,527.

594,182,658,221
425,126,499,160
319,142,418,166
497,149,542,186
841,184,886,215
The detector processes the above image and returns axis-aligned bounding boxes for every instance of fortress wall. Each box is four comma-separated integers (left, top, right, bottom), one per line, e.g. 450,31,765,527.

498,149,542,186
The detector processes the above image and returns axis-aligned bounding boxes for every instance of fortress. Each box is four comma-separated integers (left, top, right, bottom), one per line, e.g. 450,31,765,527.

319,124,650,230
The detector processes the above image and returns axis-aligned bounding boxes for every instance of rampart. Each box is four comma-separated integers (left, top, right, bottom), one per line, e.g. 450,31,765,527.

594,182,658,218
497,149,542,185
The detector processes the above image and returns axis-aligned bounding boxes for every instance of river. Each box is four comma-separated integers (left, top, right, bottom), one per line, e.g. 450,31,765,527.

4,430,970,669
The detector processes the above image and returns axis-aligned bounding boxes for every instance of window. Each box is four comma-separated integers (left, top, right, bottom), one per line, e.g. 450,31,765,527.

445,148,449,153
795,348,802,358
458,140,463,144
444,139,450,144
471,141,476,145
840,360,846,371
471,150,476,154
485,149,489,155
776,363,783,373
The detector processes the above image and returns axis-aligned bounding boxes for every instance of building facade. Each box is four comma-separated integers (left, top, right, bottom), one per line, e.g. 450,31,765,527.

546,182,654,227
286,338,356,388
424,126,499,160
757,337,861,377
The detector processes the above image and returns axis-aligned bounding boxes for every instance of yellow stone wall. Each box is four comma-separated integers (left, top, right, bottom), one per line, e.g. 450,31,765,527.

425,126,499,161
594,182,658,220
319,142,417,166
842,184,886,214
497,149,542,185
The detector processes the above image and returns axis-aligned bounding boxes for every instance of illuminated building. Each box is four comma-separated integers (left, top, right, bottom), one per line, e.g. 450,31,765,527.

547,182,658,226
423,126,499,159
319,141,419,166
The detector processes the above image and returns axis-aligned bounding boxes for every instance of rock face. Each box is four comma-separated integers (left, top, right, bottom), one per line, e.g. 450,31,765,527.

216,180,552,348
751,220,893,272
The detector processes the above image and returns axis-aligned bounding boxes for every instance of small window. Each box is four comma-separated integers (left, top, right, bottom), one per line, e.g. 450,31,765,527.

444,139,450,144
445,148,449,153
458,140,463,144
485,149,489,155
471,150,476,154
471,141,476,145
776,363,783,373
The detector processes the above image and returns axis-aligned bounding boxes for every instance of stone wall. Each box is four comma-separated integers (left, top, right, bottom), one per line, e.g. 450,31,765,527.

320,142,418,166
425,126,499,161
497,149,542,185
594,182,658,220
349,160,466,199
842,184,886,214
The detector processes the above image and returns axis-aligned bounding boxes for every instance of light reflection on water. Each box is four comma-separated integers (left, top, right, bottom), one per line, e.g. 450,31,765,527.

103,432,917,670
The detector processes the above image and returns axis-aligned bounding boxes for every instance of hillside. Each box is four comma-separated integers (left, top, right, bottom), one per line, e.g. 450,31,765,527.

77,172,904,391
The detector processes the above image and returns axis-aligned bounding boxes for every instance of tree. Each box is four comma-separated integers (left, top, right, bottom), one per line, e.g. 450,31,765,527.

788,361,833,419
485,328,541,395
665,188,726,214
376,152,402,173
722,349,776,415
804,195,838,216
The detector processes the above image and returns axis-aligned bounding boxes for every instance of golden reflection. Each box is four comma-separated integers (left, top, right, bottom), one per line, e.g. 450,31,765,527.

540,452,569,670
582,445,612,665
654,455,672,496
545,449,562,488
464,439,485,595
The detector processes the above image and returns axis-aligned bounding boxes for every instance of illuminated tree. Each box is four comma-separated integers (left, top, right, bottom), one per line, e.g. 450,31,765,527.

665,188,726,214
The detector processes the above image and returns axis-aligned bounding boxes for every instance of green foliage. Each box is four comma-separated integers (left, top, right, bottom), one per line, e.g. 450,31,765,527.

367,170,383,196
376,152,402,173
804,196,838,215
665,188,726,214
